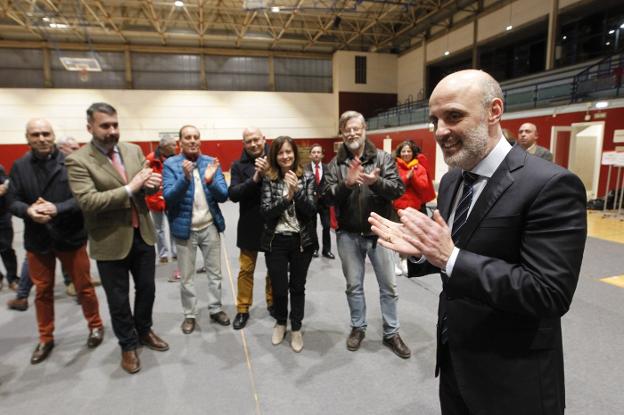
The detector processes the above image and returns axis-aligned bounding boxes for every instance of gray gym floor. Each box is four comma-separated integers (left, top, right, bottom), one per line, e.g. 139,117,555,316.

0,201,622,414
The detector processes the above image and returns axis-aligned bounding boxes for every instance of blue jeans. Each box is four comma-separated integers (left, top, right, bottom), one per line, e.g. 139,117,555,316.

151,211,177,259
17,257,32,299
336,231,399,337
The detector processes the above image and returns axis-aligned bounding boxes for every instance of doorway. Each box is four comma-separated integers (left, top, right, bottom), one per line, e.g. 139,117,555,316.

550,121,604,199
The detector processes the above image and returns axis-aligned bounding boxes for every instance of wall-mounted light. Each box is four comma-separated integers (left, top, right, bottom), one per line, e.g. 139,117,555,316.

506,25,513,31
444,51,450,56
595,101,609,109
174,0,184,6
271,6,280,12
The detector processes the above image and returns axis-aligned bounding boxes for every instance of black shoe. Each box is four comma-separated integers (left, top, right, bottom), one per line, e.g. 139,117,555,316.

210,311,231,326
382,333,411,359
346,328,365,351
87,327,104,348
267,305,275,318
322,251,335,259
233,312,249,330
312,250,319,258
31,341,54,364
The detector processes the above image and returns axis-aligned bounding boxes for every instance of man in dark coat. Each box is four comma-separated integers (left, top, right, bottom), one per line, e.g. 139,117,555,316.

10,118,104,364
227,127,273,330
304,143,335,259
370,70,587,415
0,163,18,291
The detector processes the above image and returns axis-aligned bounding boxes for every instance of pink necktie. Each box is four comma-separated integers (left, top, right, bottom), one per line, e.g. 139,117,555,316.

315,163,320,185
108,149,139,228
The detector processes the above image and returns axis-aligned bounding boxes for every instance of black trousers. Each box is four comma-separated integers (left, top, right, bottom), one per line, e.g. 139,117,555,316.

265,234,313,331
0,224,18,282
96,229,156,351
317,204,331,253
439,343,473,415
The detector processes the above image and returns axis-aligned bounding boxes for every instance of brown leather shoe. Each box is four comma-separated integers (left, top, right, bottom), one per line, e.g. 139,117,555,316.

210,311,231,326
31,341,54,364
121,350,141,374
7,297,28,311
8,281,18,292
383,333,411,359
181,318,196,334
87,327,104,348
139,330,169,351
346,328,365,351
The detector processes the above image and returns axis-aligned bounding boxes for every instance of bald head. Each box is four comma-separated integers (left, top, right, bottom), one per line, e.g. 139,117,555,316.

25,118,56,158
428,70,504,170
242,127,266,158
517,122,538,150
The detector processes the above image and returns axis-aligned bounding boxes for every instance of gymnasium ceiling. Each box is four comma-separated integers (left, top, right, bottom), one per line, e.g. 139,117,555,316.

0,0,484,55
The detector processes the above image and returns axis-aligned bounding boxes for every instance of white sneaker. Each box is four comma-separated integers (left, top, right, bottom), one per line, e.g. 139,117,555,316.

401,259,408,276
290,330,303,352
272,324,286,345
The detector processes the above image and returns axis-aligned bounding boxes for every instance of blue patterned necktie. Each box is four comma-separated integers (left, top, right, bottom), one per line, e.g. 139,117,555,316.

451,171,479,243
441,171,479,345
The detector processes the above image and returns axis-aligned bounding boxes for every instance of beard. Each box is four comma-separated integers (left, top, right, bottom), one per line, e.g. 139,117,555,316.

441,122,489,170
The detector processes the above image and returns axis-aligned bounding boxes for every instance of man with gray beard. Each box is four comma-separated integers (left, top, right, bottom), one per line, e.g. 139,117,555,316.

322,110,411,359
369,70,587,415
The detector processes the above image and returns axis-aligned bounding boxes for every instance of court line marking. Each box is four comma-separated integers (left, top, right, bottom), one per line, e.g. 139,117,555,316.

599,275,624,288
221,234,263,415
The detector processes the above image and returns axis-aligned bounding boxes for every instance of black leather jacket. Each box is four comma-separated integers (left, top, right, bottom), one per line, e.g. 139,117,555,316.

322,139,404,235
260,171,319,252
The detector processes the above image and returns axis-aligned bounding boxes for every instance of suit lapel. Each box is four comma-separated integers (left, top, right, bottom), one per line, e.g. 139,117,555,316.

457,146,526,245
88,142,126,186
438,169,462,221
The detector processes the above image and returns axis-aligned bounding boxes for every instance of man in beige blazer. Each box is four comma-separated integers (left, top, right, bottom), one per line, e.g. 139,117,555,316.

66,102,169,374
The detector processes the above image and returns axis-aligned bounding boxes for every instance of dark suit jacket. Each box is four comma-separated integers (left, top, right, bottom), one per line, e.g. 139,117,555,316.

66,142,156,261
409,145,587,415
304,161,329,208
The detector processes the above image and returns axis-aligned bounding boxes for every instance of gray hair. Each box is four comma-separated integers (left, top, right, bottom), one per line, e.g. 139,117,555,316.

159,136,176,146
479,74,504,109
339,111,366,132
57,136,77,146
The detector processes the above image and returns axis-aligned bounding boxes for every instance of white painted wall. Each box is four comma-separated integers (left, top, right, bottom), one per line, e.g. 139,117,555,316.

333,51,397,93
0,88,337,144
479,0,554,43
397,47,425,103
427,23,474,63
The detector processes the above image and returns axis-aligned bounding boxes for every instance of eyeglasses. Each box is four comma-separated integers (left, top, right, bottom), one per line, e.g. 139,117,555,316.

341,127,363,134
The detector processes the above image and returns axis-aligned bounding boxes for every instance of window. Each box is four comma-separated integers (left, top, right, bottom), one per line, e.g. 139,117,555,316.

355,56,367,84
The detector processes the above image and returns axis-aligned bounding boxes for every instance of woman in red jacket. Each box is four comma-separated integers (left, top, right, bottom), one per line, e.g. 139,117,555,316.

392,140,436,275
393,141,434,213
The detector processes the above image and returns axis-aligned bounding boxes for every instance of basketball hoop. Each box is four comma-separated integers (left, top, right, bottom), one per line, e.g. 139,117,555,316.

78,66,89,82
